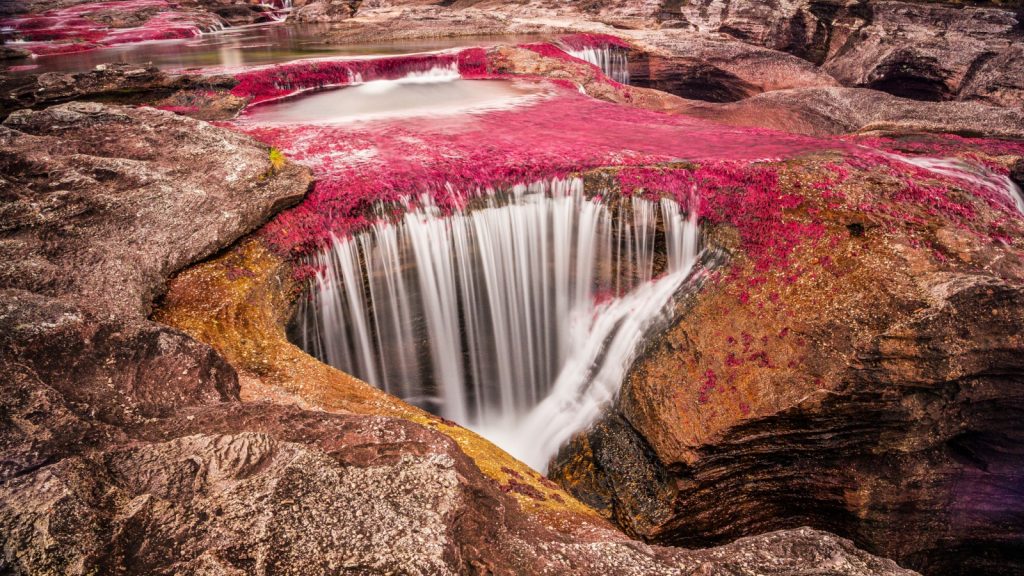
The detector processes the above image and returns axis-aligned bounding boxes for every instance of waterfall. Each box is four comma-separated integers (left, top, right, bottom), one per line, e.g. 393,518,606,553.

887,154,1024,214
564,46,630,84
294,178,700,470
352,62,460,91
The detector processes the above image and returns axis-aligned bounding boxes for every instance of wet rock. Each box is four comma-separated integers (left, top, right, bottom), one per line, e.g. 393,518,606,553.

0,95,919,576
0,101,310,318
551,181,1024,576
0,63,239,118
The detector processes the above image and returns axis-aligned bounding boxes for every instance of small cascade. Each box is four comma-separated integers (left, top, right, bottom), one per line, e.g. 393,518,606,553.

293,179,700,468
234,53,472,104
564,46,630,84
888,154,1024,214
352,61,460,89
199,21,226,34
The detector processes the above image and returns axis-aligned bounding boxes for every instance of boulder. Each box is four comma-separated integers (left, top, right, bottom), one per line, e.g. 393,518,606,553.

0,102,309,318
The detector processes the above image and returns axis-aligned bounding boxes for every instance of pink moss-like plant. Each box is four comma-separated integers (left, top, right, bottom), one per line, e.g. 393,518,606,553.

220,49,1022,279
231,53,472,104
0,0,221,56
558,33,632,50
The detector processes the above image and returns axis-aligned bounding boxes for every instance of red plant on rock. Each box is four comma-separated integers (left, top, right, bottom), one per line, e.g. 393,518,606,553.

558,33,632,50
0,0,222,55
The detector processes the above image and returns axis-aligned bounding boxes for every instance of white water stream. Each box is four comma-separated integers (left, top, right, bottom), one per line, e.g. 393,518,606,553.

564,46,630,85
888,154,1024,214
245,66,545,124
294,178,699,469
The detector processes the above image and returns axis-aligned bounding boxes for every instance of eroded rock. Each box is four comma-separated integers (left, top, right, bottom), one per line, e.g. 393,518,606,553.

672,86,1024,137
0,101,309,318
0,63,240,119
0,99,920,575
551,158,1024,576
674,0,1024,107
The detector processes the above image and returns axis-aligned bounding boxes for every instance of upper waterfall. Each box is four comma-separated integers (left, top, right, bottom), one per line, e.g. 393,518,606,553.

564,46,630,85
292,178,700,469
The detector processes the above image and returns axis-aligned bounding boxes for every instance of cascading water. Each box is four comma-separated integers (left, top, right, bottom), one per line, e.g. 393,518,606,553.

887,154,1024,214
244,63,546,123
564,46,630,84
293,178,700,470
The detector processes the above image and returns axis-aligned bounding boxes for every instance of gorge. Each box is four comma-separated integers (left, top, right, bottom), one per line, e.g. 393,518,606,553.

2,1,1023,575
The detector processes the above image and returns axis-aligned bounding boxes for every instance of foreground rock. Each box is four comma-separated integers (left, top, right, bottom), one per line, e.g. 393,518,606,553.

0,101,919,574
0,102,306,318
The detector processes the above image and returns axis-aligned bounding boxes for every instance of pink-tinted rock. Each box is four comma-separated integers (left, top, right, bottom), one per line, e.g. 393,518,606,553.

672,86,1024,138
674,0,1024,107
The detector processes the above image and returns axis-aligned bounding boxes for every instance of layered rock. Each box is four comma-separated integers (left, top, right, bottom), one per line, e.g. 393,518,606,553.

674,0,1024,107
0,63,242,119
671,86,1024,137
626,28,839,101
550,147,1024,576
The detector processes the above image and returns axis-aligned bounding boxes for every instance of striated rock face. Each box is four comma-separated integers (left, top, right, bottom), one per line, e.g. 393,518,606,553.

626,28,839,101
674,0,1024,107
823,1,1023,105
551,152,1024,576
0,63,241,119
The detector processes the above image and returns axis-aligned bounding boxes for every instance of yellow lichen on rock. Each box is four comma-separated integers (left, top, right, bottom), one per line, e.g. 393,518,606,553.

155,238,600,519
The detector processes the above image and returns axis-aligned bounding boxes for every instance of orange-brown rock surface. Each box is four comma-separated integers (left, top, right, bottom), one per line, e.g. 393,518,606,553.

550,148,1024,576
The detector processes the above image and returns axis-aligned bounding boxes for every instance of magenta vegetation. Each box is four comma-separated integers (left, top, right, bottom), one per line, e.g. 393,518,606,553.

232,51,490,104
0,0,225,56
222,48,1023,285
558,33,632,50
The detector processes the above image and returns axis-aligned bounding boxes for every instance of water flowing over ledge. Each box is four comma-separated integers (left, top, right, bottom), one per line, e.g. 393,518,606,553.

292,178,700,469
563,46,630,85
242,66,546,124
886,154,1024,214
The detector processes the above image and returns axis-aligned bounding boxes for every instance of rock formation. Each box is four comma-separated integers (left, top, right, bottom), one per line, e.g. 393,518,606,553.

0,100,921,574
674,0,1024,107
2,0,1024,574
549,144,1024,576
0,63,241,119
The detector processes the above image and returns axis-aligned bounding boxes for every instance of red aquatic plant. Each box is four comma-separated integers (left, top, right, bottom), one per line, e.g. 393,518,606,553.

558,33,632,50
0,0,220,55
